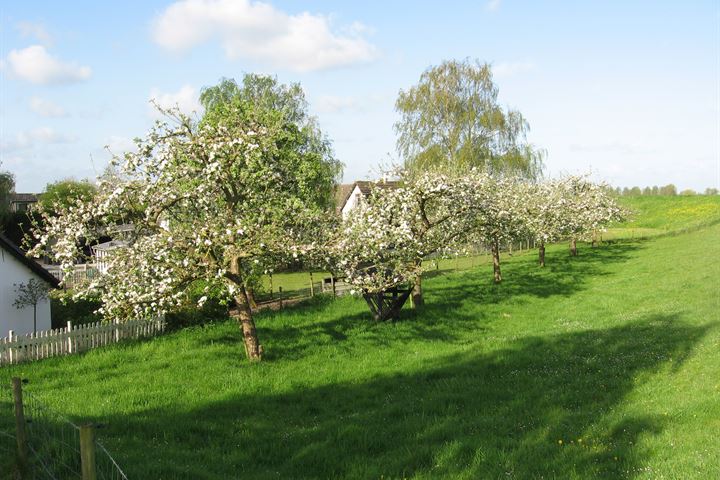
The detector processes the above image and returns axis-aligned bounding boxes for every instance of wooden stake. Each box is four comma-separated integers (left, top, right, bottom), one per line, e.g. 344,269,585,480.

12,377,28,470
309,272,314,297
278,287,283,310
79,424,97,480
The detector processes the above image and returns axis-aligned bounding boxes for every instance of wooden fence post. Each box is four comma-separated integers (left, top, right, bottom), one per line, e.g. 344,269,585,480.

309,272,314,297
67,321,73,354
278,287,283,310
331,276,336,297
113,318,120,343
269,274,274,300
12,377,28,470
79,424,97,480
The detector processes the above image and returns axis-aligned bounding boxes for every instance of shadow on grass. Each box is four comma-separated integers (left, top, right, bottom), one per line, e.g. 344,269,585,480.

257,242,643,361
84,314,712,479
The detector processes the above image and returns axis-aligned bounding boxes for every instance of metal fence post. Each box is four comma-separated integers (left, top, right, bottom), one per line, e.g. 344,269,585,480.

309,272,314,297
12,377,28,470
80,424,97,480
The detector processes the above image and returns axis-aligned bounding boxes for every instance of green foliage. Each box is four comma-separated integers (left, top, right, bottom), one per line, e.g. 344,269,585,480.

165,280,232,330
38,179,97,216
0,170,15,228
395,59,544,179
200,75,343,211
2,220,718,478
50,296,102,329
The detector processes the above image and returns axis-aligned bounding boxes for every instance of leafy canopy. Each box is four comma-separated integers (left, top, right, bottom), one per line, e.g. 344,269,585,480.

200,75,343,211
38,178,97,216
395,59,544,179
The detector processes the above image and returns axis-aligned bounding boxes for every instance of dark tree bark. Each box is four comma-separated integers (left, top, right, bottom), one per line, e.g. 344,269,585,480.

234,288,262,361
570,238,577,256
246,288,258,309
228,257,262,361
539,242,546,267
491,237,502,283
411,276,424,309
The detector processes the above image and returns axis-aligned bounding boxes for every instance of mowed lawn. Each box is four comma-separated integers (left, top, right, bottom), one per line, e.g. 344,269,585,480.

2,203,720,478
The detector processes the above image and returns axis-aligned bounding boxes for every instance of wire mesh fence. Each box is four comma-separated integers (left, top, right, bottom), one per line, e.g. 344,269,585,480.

2,379,128,479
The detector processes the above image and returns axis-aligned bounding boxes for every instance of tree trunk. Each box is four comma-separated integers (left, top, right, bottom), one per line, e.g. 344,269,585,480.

539,242,546,267
228,256,262,361
412,276,424,308
235,288,262,361
246,288,258,309
491,238,502,283
570,238,577,256
33,304,37,334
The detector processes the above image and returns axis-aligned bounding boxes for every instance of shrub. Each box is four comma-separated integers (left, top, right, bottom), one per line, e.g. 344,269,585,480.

165,280,231,331
51,295,102,329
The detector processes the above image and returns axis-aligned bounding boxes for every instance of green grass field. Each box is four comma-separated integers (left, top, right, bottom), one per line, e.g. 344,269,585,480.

604,195,720,240
2,197,719,479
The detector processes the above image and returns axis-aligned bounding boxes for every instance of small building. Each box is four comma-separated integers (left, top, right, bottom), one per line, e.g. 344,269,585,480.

0,233,59,336
336,180,400,218
91,239,128,273
9,193,38,213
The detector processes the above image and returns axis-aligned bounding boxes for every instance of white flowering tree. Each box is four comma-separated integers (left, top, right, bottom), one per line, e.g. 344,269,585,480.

524,179,568,267
329,171,472,319
30,106,338,361
459,173,533,283
555,176,626,256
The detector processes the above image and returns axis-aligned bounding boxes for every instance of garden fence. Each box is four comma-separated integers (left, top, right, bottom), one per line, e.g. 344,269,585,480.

2,378,128,479
0,317,165,365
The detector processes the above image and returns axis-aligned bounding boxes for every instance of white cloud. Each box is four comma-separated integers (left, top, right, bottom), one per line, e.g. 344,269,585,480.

30,97,67,118
315,95,361,114
16,21,52,46
486,0,502,12
493,61,535,78
1,127,77,153
152,0,377,72
4,45,91,85
148,85,203,118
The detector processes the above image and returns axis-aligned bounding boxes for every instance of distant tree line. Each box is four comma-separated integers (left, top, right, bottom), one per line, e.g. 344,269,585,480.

614,185,719,197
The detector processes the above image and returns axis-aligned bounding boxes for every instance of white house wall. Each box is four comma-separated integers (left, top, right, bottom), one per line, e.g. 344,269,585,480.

341,185,364,218
0,249,52,336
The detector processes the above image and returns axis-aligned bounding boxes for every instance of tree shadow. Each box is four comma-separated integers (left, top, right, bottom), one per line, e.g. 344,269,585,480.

257,242,643,361
81,314,712,479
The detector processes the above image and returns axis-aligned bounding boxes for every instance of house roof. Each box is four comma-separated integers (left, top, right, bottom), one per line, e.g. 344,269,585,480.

0,233,60,287
337,180,401,211
9,193,38,203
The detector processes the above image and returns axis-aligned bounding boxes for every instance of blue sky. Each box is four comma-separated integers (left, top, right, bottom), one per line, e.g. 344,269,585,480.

1,0,718,192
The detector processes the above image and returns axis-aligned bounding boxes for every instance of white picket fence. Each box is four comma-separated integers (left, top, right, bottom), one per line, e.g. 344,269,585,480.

0,317,165,365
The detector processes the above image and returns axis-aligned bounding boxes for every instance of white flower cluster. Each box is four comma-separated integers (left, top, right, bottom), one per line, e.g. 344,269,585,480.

329,171,625,293
29,109,335,322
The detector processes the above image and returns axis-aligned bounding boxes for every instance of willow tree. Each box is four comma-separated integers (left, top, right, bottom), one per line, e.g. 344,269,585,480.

30,105,336,362
395,59,544,179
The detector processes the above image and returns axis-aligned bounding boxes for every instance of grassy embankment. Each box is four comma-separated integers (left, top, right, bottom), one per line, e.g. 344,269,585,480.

2,196,719,479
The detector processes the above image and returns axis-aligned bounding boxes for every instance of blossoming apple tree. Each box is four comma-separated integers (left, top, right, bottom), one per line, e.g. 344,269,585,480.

328,171,472,319
30,106,338,361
